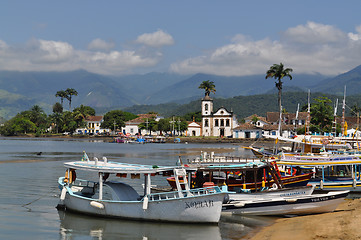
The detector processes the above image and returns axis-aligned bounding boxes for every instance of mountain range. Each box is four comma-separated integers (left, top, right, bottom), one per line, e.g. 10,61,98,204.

1,64,361,120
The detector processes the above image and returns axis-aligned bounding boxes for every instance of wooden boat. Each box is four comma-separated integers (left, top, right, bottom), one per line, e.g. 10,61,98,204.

56,155,227,223
223,190,349,216
167,161,313,192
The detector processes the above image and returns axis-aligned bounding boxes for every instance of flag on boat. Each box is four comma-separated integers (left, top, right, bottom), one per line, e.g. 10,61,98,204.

82,151,89,162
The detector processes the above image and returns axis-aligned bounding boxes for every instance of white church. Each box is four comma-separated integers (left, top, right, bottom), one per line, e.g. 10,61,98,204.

201,95,238,137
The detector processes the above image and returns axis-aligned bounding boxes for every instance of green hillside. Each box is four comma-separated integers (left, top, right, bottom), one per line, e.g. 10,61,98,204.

124,91,361,119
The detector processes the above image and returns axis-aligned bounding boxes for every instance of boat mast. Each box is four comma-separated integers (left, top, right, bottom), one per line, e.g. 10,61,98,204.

294,103,299,134
341,86,346,137
332,99,338,137
305,89,310,136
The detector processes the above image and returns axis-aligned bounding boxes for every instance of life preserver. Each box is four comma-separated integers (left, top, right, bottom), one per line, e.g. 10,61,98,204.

287,168,297,176
64,169,76,183
271,183,278,190
322,139,329,145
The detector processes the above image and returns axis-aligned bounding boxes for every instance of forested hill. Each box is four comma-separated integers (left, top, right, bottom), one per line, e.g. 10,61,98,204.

123,91,361,120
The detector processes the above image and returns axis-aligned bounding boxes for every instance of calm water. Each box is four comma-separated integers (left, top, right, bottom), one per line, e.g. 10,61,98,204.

0,137,274,240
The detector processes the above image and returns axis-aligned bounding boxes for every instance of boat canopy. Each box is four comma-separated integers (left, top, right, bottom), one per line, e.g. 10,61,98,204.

64,160,196,174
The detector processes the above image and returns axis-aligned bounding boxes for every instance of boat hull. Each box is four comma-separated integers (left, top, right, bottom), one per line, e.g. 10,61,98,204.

228,185,314,201
223,191,349,216
167,172,313,191
309,179,361,192
60,186,225,223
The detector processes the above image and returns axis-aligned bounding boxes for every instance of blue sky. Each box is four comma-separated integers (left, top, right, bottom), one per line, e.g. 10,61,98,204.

1,1,361,76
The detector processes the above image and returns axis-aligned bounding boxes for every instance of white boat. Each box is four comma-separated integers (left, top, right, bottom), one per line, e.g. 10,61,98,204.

223,190,349,216
228,185,315,201
56,155,227,223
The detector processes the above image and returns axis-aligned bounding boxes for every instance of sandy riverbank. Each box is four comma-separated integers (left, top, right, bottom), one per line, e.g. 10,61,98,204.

245,198,361,240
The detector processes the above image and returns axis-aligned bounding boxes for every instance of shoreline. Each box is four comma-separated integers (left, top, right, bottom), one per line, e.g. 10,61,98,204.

0,134,276,144
245,198,361,240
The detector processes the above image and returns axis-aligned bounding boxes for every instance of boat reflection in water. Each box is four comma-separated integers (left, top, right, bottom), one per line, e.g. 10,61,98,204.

58,210,223,240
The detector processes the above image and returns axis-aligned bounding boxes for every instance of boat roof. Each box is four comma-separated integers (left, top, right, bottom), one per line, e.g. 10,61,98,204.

195,162,267,171
277,159,361,166
64,161,196,174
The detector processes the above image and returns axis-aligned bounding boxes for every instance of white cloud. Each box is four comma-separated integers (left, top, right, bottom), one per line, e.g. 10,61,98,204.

30,39,74,63
0,38,161,75
171,22,361,76
135,29,174,47
2,23,361,76
281,21,347,44
88,38,115,51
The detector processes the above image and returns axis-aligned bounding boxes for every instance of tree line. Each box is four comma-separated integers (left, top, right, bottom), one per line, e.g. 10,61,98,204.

0,89,197,136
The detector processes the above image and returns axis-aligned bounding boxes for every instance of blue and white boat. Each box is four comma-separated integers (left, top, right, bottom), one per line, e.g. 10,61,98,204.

56,154,227,223
278,158,361,192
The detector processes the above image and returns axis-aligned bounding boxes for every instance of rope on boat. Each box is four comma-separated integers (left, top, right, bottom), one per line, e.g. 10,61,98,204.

21,188,58,211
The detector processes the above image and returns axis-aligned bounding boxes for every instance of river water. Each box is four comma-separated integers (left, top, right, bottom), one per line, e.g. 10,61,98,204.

0,137,275,240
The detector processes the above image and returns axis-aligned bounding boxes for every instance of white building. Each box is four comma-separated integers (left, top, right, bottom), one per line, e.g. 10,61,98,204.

187,121,202,136
233,123,262,139
244,114,269,128
76,116,111,134
201,95,237,137
123,114,157,136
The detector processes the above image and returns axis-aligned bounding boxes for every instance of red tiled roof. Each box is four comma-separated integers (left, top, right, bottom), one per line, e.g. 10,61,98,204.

266,112,308,123
85,116,103,121
125,114,157,125
233,123,260,130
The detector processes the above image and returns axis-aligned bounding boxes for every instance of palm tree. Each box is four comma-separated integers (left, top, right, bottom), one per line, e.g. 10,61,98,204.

65,88,78,111
198,80,216,97
265,63,293,117
55,90,68,106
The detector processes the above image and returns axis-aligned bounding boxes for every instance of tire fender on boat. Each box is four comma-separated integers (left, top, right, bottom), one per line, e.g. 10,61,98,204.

90,201,104,209
271,183,278,190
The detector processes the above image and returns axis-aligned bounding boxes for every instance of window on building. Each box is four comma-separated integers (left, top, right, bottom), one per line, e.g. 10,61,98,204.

220,119,224,127
205,104,208,111
215,119,219,127
226,119,230,127
205,119,209,127
130,128,134,133
97,123,99,127
92,123,95,128
88,123,91,128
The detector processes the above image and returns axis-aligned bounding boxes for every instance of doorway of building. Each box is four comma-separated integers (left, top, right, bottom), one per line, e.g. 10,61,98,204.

220,128,225,137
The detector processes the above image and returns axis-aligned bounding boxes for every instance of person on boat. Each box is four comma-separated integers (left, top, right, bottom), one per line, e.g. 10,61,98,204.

194,170,205,188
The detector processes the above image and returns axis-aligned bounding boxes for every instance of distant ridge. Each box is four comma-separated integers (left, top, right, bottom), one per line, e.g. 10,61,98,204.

3,65,361,119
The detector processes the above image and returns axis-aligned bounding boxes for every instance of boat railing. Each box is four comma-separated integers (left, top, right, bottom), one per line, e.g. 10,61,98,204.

188,156,260,164
146,186,222,201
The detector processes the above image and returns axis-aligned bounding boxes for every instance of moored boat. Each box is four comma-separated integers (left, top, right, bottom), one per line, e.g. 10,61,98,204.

223,190,349,216
56,154,227,223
